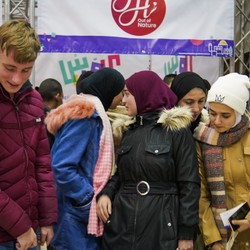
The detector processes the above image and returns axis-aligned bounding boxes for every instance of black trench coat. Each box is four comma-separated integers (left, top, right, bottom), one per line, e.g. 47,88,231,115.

98,112,200,250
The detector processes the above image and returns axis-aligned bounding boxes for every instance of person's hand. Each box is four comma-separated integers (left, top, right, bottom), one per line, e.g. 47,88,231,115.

39,226,54,246
96,195,112,223
178,240,193,250
211,242,224,250
16,227,37,250
231,219,250,233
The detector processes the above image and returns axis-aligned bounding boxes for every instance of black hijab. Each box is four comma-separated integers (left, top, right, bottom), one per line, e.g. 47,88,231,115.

171,71,210,102
76,68,125,111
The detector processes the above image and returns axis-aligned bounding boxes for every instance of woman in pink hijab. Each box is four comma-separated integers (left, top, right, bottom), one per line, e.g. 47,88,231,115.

97,70,200,250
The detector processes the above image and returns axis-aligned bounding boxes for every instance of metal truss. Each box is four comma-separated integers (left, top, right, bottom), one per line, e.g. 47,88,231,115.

223,0,250,76
2,0,250,77
2,0,36,25
2,0,37,83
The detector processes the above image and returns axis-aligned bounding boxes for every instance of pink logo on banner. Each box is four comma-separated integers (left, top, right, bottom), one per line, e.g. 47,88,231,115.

111,0,166,36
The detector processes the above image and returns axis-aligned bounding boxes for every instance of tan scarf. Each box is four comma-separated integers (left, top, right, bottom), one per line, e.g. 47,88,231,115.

193,115,249,245
83,94,114,237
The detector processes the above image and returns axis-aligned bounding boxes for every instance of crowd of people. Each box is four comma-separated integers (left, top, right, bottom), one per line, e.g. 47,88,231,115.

0,19,249,250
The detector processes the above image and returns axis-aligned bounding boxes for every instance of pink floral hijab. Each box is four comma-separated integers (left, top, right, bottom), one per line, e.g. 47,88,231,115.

125,70,177,115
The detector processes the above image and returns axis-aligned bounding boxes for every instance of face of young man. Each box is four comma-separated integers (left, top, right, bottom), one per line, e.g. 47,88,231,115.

0,49,34,98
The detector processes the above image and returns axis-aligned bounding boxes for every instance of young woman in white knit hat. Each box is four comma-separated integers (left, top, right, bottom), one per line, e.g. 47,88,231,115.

194,73,250,250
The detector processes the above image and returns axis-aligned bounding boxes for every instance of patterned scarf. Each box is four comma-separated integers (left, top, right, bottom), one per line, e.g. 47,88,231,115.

193,115,249,245
83,94,114,237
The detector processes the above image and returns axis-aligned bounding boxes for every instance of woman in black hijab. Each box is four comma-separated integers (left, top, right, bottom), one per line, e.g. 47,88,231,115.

171,71,211,250
76,67,125,111
46,67,125,250
171,71,211,132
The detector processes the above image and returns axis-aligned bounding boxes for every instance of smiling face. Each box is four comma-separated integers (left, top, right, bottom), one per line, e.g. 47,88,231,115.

208,102,236,133
122,86,137,116
178,88,207,122
0,49,34,98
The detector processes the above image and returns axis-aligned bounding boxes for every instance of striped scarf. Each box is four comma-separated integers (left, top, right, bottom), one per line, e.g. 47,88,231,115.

83,94,114,237
193,115,249,245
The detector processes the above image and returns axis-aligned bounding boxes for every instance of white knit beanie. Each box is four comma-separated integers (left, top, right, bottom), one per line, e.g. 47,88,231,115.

207,73,250,115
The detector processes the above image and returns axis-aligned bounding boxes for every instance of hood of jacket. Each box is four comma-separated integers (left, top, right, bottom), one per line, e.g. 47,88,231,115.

45,94,95,135
157,106,193,131
112,106,193,147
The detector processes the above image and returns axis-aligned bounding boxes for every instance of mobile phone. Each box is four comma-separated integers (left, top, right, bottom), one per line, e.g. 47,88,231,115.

229,202,250,231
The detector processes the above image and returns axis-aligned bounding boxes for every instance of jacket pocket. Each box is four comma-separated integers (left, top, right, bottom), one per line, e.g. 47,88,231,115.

243,146,250,155
145,144,170,155
162,209,176,240
243,146,250,175
117,145,132,155
67,197,92,223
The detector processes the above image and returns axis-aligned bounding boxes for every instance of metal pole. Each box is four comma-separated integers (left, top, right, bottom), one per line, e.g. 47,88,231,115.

239,0,245,73
4,0,10,21
29,0,36,87
229,0,236,73
29,0,35,26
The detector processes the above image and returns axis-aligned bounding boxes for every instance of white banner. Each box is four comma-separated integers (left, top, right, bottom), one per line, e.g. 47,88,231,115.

35,0,222,97
34,53,221,100
37,0,234,56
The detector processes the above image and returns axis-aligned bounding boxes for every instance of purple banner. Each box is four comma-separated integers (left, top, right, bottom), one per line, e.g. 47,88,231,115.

39,35,234,57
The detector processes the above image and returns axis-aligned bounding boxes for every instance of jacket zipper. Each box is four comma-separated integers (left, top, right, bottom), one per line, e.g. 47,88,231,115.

14,93,33,217
131,125,145,250
132,197,139,250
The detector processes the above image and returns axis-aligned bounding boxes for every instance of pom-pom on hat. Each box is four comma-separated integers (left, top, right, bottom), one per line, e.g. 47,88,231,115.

207,73,250,115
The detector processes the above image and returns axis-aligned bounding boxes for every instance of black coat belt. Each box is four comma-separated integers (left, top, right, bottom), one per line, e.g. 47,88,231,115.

121,181,178,196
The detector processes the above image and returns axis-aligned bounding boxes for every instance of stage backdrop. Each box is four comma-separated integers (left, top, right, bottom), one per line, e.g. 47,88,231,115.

35,0,233,99
35,53,222,100
37,0,234,56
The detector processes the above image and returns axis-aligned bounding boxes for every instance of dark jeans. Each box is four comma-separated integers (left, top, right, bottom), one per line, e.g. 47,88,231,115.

0,241,38,250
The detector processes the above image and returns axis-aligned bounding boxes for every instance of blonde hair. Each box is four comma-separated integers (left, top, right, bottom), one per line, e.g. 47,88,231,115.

0,19,41,63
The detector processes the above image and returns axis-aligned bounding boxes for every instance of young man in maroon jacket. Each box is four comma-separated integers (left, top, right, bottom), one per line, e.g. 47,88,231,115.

0,19,58,250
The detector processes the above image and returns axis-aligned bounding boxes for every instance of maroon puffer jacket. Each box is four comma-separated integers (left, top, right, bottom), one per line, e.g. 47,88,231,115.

0,82,57,243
